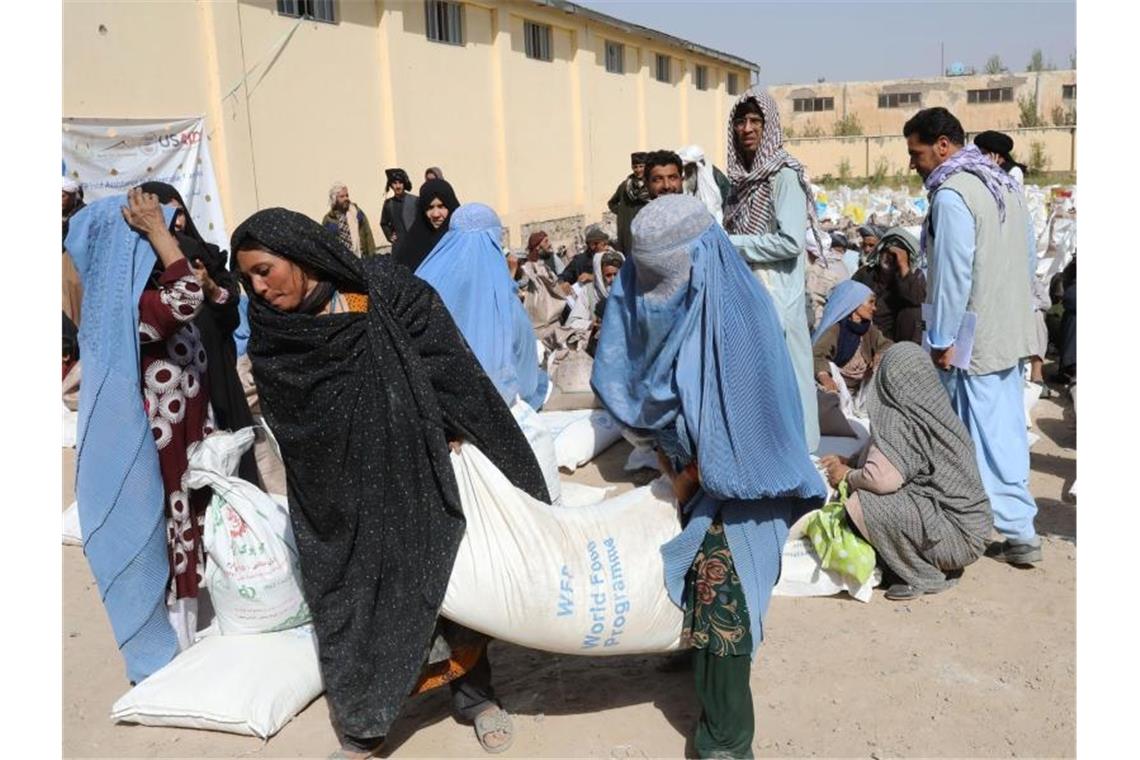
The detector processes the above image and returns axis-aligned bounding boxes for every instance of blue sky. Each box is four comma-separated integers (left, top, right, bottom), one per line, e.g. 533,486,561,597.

575,0,1076,86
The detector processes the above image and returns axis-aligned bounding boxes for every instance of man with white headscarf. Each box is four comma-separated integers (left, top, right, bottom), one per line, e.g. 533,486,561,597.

677,145,729,225
724,86,825,453
321,182,376,258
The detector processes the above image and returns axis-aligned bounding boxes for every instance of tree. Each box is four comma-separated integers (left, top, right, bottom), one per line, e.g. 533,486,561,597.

832,113,863,137
1026,49,1054,72
1018,93,1043,128
984,55,1005,74
1051,104,1076,126
1069,51,1076,69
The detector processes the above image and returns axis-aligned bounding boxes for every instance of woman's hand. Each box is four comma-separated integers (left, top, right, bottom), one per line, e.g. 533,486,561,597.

447,437,463,454
191,260,221,303
819,455,851,488
672,461,701,506
817,372,839,393
577,271,595,285
121,187,170,239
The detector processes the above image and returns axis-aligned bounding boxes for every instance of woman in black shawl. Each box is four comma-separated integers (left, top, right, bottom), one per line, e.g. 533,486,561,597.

138,181,260,484
230,207,548,757
391,178,460,271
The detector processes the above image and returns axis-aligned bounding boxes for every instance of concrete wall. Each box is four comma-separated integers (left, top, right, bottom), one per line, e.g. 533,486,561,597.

62,0,755,248
783,127,1076,180
770,70,1077,139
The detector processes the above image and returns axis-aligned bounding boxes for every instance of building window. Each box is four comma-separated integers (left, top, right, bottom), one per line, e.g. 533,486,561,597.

792,97,834,113
1062,83,1076,99
604,41,624,74
425,1,463,45
877,92,921,108
694,64,709,91
655,54,672,83
276,0,336,23
727,73,739,96
524,20,552,61
966,87,1014,104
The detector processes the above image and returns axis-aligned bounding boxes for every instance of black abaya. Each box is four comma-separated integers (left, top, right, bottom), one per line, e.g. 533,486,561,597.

231,208,548,740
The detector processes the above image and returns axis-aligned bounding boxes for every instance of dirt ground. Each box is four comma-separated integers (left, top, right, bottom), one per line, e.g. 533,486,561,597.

62,390,1076,759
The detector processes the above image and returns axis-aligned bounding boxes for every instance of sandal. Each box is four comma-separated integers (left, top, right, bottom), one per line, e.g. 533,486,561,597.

473,706,516,754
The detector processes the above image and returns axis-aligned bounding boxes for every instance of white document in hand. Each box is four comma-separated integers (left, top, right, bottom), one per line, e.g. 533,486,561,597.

921,303,977,370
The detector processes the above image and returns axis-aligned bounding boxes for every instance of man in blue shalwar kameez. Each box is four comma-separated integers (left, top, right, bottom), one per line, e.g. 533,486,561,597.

904,107,1043,565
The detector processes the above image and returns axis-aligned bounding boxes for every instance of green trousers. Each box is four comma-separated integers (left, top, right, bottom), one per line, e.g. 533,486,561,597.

684,521,756,759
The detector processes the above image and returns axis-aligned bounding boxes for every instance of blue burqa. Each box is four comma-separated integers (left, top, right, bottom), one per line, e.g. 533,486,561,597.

415,203,546,409
65,197,180,683
811,278,873,345
591,195,826,657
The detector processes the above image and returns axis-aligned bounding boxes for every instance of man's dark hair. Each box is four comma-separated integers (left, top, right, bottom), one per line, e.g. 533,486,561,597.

644,150,683,176
732,99,763,122
903,107,965,146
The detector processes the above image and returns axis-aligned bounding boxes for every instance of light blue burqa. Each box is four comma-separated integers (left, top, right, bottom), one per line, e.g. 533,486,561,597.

591,195,826,657
65,197,180,683
811,279,873,345
415,203,546,410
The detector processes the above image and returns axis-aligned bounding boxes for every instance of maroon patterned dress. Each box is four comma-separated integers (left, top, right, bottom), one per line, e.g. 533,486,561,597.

137,258,217,605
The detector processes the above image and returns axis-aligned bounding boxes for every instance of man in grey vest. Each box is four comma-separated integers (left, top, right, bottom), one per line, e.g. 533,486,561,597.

904,107,1042,566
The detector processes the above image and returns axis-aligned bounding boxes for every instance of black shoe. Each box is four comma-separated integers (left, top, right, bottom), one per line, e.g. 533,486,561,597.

985,539,1043,566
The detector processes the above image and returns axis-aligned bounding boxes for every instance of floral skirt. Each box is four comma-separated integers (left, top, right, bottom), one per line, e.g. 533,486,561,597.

681,520,752,657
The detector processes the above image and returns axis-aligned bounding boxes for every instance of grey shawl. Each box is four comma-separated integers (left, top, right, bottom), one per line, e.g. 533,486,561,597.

858,342,993,590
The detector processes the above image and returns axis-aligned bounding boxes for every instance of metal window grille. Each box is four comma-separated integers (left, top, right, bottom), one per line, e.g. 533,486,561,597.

694,65,708,91
425,1,463,45
878,92,921,108
793,97,833,112
604,41,624,74
968,87,1014,104
1063,84,1076,99
655,54,671,83
276,0,336,23
727,73,738,95
524,20,552,61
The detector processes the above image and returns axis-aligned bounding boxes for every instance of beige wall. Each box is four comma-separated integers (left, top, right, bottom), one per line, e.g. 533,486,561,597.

63,0,754,249
770,70,1076,139
783,127,1076,180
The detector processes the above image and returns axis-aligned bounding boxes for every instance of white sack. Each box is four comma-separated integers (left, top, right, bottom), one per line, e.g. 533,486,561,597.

537,409,624,472
110,625,322,739
510,398,562,505
772,510,880,603
62,501,82,546
186,429,309,635
442,444,685,655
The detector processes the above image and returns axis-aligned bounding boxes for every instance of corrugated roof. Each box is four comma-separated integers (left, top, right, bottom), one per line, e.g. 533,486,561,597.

531,0,760,74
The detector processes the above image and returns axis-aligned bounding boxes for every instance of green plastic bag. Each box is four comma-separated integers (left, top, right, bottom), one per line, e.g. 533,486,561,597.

804,481,877,585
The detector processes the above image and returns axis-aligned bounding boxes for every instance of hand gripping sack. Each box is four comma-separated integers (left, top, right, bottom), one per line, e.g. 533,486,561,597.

186,428,310,634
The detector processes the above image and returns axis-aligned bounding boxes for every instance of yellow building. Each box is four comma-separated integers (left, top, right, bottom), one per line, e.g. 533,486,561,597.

63,0,757,249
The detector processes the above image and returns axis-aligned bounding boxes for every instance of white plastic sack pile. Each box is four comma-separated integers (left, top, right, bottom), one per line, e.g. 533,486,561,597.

186,428,310,635
111,624,322,739
537,408,624,472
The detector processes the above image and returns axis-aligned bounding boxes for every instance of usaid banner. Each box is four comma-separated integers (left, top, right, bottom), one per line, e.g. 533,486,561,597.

62,117,229,251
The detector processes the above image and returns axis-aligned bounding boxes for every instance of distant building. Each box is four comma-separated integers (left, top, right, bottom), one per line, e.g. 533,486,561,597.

63,0,757,247
769,69,1076,138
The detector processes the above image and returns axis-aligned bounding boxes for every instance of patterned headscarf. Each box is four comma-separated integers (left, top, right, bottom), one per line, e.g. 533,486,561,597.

920,144,1022,255
724,87,824,253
